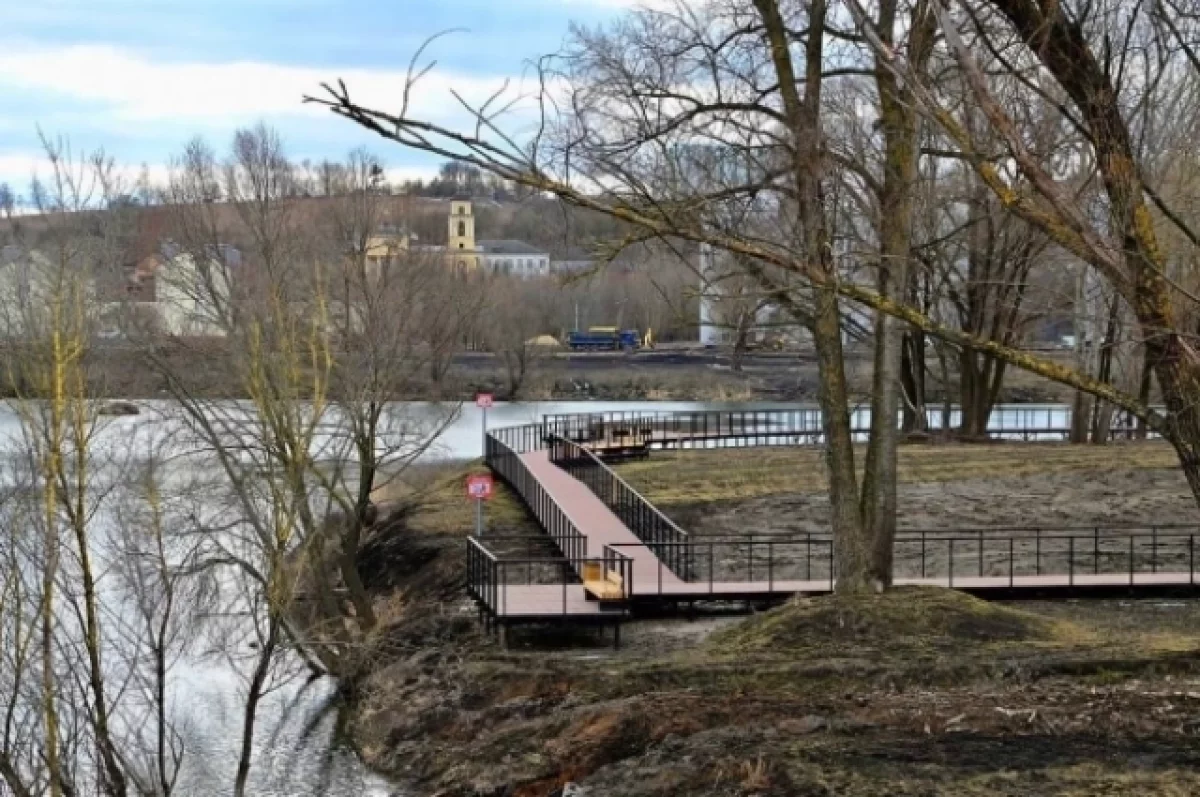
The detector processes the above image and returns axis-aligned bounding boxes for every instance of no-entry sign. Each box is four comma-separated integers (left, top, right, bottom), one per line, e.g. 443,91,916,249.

466,473,495,501
475,392,494,409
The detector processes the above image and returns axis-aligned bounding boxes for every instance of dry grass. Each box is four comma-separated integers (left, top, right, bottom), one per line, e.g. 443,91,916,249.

706,587,1085,656
613,441,1180,506
371,461,539,538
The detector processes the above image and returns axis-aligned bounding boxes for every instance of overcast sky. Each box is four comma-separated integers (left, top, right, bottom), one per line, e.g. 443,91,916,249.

0,0,643,202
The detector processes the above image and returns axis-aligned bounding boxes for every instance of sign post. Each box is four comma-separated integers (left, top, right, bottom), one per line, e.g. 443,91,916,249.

476,392,494,458
466,473,495,537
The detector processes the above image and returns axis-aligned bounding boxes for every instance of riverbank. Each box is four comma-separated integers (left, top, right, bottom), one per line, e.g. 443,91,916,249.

23,342,1075,403
347,442,1200,795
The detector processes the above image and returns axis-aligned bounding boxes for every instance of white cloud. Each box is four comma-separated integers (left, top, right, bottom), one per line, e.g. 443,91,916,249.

0,43,531,127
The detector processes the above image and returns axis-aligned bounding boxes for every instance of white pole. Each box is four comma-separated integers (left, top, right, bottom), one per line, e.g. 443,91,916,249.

475,497,483,537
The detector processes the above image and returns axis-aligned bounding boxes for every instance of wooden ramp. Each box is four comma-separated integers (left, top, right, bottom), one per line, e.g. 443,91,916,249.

520,449,685,591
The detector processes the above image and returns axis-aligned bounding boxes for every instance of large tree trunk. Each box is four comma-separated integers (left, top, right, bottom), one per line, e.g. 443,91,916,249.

900,331,929,432
1135,351,1154,439
755,0,880,592
1089,295,1122,444
811,290,873,590
959,349,1007,438
860,0,933,588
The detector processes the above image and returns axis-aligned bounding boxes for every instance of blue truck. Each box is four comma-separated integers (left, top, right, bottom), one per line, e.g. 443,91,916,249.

567,327,641,351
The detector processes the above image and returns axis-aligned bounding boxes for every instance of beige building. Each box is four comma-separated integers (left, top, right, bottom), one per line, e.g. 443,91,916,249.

364,222,410,279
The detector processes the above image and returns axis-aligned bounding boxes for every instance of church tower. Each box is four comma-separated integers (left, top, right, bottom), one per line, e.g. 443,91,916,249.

446,199,479,270
448,199,476,252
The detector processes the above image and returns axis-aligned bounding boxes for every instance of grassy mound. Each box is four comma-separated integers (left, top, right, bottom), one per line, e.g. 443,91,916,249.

709,587,1072,655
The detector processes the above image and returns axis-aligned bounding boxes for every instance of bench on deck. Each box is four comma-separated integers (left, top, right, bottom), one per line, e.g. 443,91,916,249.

581,561,626,601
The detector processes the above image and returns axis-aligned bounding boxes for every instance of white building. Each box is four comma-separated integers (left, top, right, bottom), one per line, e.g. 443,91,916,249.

551,247,597,275
97,243,234,338
152,244,235,336
0,245,99,336
477,239,550,277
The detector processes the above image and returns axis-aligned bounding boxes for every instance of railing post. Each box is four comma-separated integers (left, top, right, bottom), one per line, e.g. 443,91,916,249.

1129,535,1135,586
709,543,714,594
748,534,754,582
1152,526,1159,573
1191,536,1195,586
1068,536,1074,587
978,529,984,577
921,530,927,579
1035,530,1041,576
768,542,774,592
1094,526,1099,575
948,539,954,588
1008,536,1014,588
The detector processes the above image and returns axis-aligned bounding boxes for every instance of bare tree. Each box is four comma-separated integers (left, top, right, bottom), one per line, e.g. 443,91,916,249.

0,136,134,797
309,0,1200,589
483,275,558,397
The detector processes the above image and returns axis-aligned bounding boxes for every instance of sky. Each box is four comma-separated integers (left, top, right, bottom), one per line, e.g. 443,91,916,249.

0,0,646,203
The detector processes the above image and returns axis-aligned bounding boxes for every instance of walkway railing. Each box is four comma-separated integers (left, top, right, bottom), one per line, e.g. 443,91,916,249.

487,422,548,455
467,537,633,618
544,409,823,450
541,406,1151,450
485,431,587,563
605,529,1198,595
548,435,693,579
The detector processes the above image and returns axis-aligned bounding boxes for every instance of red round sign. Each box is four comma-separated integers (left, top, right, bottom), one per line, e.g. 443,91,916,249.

466,473,494,501
475,393,494,409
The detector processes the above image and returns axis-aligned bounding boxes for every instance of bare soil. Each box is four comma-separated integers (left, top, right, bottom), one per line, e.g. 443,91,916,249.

661,466,1197,537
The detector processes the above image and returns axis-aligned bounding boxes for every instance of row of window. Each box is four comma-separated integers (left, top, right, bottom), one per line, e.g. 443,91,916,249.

489,257,547,274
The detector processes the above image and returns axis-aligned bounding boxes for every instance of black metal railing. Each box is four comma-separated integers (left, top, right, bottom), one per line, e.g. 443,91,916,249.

893,529,1198,585
544,409,824,451
472,529,1197,615
604,529,1198,594
548,435,693,578
608,537,836,594
485,432,587,563
466,537,633,618
486,422,548,456
540,405,1156,452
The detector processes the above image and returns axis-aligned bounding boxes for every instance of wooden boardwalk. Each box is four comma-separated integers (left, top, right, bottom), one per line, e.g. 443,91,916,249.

521,449,684,590
487,572,1198,618
484,451,1199,620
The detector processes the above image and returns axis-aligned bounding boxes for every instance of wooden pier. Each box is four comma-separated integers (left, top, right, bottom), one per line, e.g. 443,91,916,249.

471,411,1193,638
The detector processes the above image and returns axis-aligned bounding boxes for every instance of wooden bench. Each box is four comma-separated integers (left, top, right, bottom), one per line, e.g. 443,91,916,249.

582,561,626,601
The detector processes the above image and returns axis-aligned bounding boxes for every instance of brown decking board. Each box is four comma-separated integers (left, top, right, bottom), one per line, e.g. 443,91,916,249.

489,572,1197,618
484,447,1195,621
520,449,685,589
